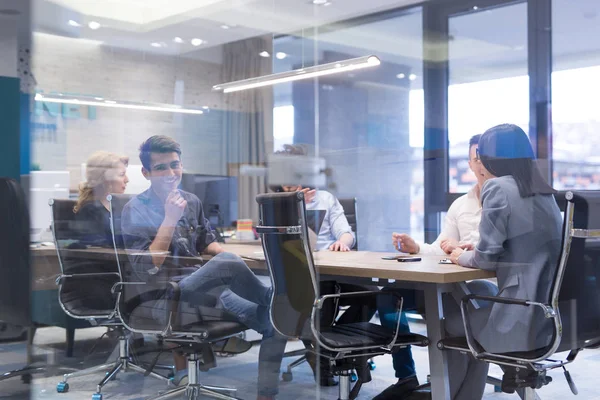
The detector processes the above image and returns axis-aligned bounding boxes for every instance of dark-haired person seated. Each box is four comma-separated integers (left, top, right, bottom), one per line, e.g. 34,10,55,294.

121,135,286,400
444,124,562,400
374,134,484,399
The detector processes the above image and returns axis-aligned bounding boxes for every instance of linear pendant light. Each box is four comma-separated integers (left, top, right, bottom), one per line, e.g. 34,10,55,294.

34,94,205,115
213,55,381,94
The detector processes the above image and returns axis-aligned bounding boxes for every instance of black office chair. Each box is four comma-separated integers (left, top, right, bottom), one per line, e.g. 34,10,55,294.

0,178,45,384
108,194,247,400
50,198,172,399
256,191,429,400
339,198,358,250
439,191,600,400
280,196,375,383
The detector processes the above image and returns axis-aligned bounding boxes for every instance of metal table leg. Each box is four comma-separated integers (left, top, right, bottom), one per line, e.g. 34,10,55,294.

423,283,450,400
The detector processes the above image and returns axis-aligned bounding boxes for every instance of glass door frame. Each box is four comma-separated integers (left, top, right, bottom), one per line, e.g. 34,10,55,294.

422,0,552,242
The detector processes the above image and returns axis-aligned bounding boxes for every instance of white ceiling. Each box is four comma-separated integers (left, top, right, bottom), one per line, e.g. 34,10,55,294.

32,0,600,79
33,0,424,62
49,0,218,25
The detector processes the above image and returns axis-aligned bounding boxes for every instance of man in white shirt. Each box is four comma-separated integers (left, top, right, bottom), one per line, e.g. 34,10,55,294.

374,134,484,400
283,185,356,251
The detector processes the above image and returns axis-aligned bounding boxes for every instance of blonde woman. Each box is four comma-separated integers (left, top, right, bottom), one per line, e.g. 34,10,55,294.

74,151,129,247
58,152,129,318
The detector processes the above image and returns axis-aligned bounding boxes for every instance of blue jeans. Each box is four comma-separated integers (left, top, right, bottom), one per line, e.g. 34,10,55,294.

377,288,417,379
178,252,287,397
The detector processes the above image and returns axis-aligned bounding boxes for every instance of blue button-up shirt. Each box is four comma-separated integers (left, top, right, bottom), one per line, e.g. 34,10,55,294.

121,188,216,281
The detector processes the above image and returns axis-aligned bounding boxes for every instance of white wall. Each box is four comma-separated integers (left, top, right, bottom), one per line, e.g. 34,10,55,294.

31,33,227,191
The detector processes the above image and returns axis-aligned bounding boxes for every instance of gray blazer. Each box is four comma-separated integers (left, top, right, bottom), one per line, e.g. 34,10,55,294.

459,175,562,353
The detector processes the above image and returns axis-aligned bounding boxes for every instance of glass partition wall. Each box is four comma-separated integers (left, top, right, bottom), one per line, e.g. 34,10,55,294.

0,0,596,399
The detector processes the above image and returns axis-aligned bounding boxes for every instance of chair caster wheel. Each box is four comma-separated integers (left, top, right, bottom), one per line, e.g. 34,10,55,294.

350,372,358,382
56,382,69,393
282,372,293,382
92,393,103,400
494,385,502,393
368,360,376,371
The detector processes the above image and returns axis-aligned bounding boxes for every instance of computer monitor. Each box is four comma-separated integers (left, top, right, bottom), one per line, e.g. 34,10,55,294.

180,174,238,227
306,209,326,252
28,171,71,242
306,209,326,235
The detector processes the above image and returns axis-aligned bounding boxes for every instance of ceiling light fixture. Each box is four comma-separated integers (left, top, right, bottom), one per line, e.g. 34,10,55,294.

151,42,162,48
409,74,417,81
35,94,204,115
88,21,101,30
220,25,230,29
259,51,271,58
213,55,381,94
275,52,287,60
191,38,204,46
312,0,327,4
173,37,184,43
396,73,406,79
68,20,81,27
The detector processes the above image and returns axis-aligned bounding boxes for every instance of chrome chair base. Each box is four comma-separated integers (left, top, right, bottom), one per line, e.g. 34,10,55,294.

147,353,238,400
57,334,170,396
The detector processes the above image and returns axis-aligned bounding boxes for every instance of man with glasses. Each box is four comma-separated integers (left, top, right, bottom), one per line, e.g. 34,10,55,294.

121,135,286,400
374,134,484,400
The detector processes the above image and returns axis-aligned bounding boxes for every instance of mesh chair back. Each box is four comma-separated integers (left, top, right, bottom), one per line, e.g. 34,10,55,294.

50,199,119,318
0,178,31,327
339,197,358,249
554,191,600,351
256,191,319,338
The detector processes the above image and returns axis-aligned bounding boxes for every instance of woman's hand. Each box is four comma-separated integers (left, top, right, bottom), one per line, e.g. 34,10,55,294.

449,248,465,264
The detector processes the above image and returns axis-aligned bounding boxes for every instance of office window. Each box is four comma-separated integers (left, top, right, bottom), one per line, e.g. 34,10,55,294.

273,105,295,152
552,0,600,190
447,3,529,193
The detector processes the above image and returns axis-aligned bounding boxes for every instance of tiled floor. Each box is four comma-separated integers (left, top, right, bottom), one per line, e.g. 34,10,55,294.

1,321,596,400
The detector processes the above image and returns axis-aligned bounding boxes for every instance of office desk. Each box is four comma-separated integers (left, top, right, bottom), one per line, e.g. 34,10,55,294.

33,244,494,399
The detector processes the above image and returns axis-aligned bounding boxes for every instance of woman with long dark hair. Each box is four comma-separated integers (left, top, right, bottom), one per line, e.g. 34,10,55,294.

446,124,562,399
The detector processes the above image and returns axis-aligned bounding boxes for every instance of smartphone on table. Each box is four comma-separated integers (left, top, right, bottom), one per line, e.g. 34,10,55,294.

381,255,421,262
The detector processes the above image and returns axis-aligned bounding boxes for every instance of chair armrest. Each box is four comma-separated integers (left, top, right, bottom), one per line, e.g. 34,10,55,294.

111,281,147,294
459,294,558,360
310,290,405,353
166,281,181,332
113,280,182,336
461,294,556,317
314,290,390,309
55,272,120,286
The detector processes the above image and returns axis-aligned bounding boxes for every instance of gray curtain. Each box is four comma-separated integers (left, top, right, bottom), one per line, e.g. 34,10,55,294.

222,36,273,223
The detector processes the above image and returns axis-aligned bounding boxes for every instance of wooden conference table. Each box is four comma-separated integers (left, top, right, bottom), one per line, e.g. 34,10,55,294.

32,243,495,400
